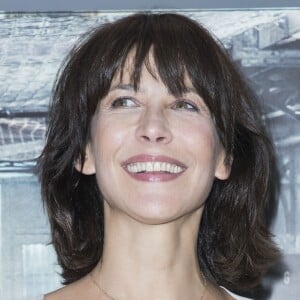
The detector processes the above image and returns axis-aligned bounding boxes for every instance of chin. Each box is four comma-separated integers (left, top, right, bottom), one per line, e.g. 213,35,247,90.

124,200,203,226
103,192,205,226
130,213,183,226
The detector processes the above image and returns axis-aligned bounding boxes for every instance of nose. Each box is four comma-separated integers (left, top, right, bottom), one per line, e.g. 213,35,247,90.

135,108,173,144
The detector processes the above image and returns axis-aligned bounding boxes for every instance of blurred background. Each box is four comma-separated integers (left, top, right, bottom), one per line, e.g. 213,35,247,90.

0,2,299,300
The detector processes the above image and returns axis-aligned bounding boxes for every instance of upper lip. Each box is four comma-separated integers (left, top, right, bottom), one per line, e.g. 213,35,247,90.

122,154,187,169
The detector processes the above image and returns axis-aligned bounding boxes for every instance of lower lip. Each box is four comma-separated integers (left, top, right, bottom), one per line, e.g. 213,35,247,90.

124,170,185,182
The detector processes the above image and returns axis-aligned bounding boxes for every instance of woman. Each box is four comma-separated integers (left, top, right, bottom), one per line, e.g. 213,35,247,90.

37,13,280,300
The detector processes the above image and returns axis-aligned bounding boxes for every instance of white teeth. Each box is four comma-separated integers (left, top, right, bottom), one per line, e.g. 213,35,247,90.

125,162,184,174
153,162,160,171
170,165,175,173
133,165,138,173
146,162,153,172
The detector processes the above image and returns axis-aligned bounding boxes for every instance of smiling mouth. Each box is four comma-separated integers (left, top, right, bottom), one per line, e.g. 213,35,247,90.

125,161,184,174
121,154,187,182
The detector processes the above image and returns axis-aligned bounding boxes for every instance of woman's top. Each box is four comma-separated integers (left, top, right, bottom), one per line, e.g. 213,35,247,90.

222,288,253,300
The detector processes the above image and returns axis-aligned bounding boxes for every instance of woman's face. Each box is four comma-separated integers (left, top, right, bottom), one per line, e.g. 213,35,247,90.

82,56,230,225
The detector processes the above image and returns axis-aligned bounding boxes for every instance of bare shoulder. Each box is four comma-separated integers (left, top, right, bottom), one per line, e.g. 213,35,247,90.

44,283,79,300
44,275,95,300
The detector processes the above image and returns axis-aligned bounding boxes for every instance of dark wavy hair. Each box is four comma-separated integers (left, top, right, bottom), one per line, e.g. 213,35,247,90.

37,12,280,293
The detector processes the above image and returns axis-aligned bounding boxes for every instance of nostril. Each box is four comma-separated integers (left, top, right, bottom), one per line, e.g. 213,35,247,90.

156,136,166,142
140,135,166,143
141,135,151,141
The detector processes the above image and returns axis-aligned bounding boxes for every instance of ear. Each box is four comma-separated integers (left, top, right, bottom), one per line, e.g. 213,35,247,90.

214,150,232,181
74,143,96,175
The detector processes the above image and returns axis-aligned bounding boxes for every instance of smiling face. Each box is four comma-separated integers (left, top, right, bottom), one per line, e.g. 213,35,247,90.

80,54,230,225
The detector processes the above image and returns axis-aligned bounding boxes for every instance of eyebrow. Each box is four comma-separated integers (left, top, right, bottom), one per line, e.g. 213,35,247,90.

109,83,136,92
109,83,198,95
181,87,197,94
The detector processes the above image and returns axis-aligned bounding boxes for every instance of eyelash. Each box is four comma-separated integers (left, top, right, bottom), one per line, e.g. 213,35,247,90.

173,100,199,112
111,97,137,108
111,97,199,112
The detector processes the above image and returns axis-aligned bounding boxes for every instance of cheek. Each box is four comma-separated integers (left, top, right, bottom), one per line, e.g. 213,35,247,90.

93,119,127,156
181,119,218,157
90,118,131,186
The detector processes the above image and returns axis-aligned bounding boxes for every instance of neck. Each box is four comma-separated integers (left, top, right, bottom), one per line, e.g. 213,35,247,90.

91,203,206,300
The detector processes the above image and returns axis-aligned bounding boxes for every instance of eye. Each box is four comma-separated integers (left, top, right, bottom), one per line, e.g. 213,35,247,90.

111,97,137,108
173,100,199,112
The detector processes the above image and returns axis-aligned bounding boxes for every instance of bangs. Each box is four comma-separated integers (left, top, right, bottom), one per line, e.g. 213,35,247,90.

97,13,222,100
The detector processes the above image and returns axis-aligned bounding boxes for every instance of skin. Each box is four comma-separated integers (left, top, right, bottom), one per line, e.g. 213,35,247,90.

46,53,234,300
